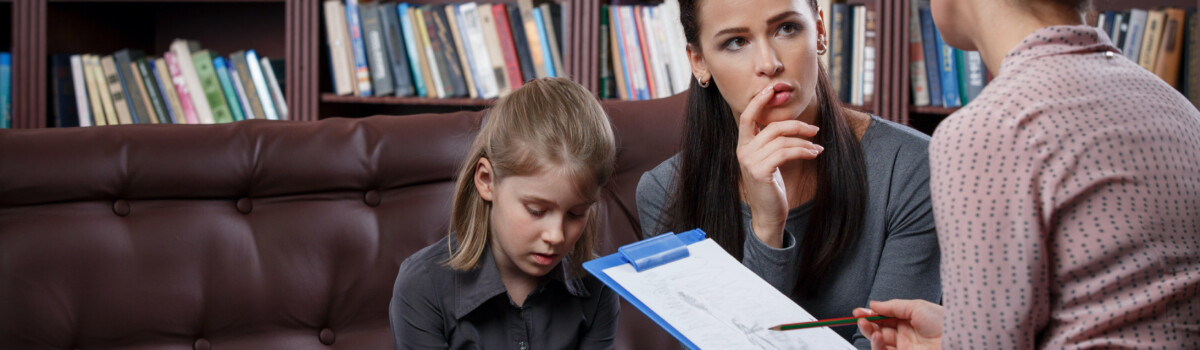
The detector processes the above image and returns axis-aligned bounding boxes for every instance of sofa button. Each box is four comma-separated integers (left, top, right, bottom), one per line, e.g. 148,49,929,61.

236,198,253,214
319,328,335,345
363,190,381,207
112,199,130,217
193,338,211,350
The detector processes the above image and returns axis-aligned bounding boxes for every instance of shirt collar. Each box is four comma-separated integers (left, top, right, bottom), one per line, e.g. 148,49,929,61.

998,25,1119,77
452,241,592,319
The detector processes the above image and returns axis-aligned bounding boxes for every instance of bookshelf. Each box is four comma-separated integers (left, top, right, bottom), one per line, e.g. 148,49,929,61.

895,0,1200,135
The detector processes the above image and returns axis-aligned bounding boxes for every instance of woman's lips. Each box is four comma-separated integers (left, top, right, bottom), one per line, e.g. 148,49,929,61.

766,83,794,106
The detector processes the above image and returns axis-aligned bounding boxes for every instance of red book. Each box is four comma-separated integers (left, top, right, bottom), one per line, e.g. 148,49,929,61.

633,5,657,97
492,3,524,90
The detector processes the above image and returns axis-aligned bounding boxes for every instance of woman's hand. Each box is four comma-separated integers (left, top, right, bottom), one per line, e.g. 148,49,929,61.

855,300,944,350
736,85,823,247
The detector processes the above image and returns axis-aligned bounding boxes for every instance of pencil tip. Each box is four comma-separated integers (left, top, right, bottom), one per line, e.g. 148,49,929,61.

769,326,781,331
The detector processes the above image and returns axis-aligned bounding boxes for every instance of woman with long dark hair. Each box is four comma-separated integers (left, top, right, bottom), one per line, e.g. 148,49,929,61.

635,0,941,347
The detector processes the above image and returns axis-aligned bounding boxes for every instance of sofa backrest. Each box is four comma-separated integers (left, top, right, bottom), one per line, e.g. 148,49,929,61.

0,94,686,349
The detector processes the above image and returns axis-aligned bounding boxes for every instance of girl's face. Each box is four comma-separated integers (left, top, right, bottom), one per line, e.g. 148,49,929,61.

689,0,826,125
475,159,594,281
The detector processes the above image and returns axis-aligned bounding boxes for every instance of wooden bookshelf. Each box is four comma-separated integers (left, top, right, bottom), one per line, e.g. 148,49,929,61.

895,0,1200,134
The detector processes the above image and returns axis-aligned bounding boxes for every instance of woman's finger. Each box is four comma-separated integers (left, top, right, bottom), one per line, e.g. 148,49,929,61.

738,85,778,144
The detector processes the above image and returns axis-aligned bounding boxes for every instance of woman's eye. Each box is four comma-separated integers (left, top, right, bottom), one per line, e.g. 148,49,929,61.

723,37,747,51
777,23,800,37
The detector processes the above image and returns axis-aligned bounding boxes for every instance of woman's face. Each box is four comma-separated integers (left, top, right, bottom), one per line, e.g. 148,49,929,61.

690,0,825,126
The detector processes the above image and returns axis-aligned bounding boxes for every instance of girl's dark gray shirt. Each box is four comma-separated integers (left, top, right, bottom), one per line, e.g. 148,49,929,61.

636,116,941,349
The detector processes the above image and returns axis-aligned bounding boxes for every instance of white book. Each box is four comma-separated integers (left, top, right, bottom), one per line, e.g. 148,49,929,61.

324,0,354,96
646,6,673,98
851,5,865,106
227,62,256,119
458,3,499,99
259,57,288,120
169,39,215,124
478,4,512,96
69,55,92,127
662,0,691,95
245,50,279,120
1124,9,1148,63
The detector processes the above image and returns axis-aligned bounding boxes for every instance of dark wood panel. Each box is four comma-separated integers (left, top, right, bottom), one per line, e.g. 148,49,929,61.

1093,0,1199,11
46,2,286,57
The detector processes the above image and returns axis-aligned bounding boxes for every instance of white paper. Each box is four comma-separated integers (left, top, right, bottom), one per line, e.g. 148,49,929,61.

605,239,855,350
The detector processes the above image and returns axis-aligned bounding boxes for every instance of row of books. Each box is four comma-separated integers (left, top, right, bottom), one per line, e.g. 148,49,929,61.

325,0,568,99
0,53,10,129
597,1,690,101
51,40,288,128
1096,7,1198,101
908,0,987,109
828,2,880,107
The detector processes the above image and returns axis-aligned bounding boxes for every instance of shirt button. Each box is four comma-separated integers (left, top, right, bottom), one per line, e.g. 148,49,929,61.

518,341,528,350
1104,51,1115,59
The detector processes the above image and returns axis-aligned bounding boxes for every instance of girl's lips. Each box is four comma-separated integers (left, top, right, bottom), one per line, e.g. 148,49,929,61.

532,253,557,266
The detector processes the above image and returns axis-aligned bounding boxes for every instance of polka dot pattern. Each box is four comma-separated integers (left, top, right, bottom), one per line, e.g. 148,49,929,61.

929,26,1200,349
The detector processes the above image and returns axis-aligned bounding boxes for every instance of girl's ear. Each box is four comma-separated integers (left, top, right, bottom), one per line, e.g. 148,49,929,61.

688,44,712,86
475,158,496,202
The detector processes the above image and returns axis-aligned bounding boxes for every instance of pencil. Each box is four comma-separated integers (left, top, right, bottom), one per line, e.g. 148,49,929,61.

769,315,894,331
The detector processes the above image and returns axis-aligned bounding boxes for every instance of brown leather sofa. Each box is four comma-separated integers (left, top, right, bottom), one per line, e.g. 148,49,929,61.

0,94,686,350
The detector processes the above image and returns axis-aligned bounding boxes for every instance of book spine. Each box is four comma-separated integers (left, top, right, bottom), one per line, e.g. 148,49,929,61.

379,3,414,97
862,5,877,107
532,8,556,78
246,50,279,120
430,7,467,97
101,55,134,124
260,58,288,120
1153,9,1186,88
345,0,374,96
226,59,255,120
152,58,181,124
935,30,961,108
324,0,354,96
478,4,512,96
830,3,848,102
964,51,985,103
613,6,634,100
1124,9,1147,62
136,60,170,124
1186,10,1198,108
507,5,537,83
113,49,146,124
51,54,79,127
908,0,930,107
644,6,671,97
539,3,565,80
170,40,215,124
70,55,93,127
398,3,428,97
360,3,395,96
632,6,655,97
620,6,649,100
128,61,159,124
231,52,265,120
599,6,614,99
0,53,7,128
460,3,500,99
214,57,245,122
165,52,200,124
192,50,233,124
1139,10,1166,71
919,6,942,107
83,55,109,126
445,4,479,98
851,5,864,105
415,8,445,98
88,55,119,126
520,0,547,79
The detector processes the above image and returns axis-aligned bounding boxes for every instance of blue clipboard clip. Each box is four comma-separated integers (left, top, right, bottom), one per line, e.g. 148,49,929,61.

618,231,690,272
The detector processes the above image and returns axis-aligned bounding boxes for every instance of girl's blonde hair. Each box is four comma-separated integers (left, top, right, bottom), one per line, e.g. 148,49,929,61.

446,77,616,278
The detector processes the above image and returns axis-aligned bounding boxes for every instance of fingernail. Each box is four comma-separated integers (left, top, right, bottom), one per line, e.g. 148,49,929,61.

813,144,825,152
808,125,820,133
761,86,773,95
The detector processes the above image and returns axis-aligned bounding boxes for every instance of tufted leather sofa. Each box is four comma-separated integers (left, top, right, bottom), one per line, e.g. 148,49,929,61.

0,94,686,350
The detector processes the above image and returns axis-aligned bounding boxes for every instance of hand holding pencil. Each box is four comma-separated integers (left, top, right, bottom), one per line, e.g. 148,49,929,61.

852,299,944,350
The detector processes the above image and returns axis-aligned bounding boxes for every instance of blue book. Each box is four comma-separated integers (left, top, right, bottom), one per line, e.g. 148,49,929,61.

532,7,556,78
346,0,374,96
918,7,943,107
213,57,245,122
0,53,10,128
397,3,427,97
452,4,482,97
148,59,178,124
934,28,961,108
584,229,856,350
612,6,634,99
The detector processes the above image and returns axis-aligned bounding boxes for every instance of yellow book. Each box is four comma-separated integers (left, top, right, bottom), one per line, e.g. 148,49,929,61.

100,55,133,125
155,58,185,124
415,7,445,98
82,55,109,126
518,0,547,78
1139,9,1167,71
444,4,478,99
129,62,159,124
1153,8,1187,87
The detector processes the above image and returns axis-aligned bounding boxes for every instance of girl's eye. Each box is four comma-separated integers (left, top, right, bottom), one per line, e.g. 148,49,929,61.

526,207,546,216
777,23,800,37
568,210,588,219
722,37,748,51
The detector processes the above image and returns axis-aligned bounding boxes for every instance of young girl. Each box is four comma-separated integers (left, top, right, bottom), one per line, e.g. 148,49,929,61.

389,78,619,349
637,0,940,347
856,0,1200,349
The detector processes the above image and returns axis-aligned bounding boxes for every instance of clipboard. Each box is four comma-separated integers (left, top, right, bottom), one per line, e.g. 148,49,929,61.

584,229,706,349
584,229,855,350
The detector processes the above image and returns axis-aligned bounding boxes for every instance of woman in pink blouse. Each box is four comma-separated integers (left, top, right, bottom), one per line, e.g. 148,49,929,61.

854,0,1200,349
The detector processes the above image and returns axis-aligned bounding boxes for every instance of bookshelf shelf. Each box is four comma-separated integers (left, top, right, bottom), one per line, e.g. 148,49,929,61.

910,105,959,116
320,94,495,107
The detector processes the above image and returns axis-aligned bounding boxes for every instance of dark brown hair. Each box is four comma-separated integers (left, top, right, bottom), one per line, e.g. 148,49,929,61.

666,0,867,297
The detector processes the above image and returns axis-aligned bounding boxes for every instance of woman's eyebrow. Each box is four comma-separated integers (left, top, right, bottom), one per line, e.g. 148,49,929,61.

712,10,802,39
